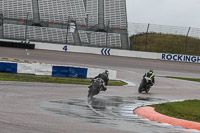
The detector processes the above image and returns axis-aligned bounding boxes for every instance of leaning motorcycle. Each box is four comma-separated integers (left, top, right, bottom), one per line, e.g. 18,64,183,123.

88,78,104,98
138,77,153,93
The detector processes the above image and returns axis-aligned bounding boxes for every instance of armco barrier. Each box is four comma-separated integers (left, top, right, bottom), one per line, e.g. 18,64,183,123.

0,40,35,49
0,61,117,79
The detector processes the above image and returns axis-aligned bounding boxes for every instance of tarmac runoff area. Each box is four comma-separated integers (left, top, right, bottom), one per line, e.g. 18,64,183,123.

134,106,200,131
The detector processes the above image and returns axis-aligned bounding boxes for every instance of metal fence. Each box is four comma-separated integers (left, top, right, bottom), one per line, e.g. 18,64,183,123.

128,23,200,56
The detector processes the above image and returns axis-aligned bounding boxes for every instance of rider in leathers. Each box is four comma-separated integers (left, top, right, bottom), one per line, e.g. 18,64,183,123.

143,69,155,86
89,70,109,91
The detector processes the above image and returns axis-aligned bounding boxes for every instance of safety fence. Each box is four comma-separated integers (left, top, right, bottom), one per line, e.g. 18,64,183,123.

128,23,200,56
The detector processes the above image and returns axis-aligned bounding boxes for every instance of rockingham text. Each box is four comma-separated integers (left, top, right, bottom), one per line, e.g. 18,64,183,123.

162,53,200,63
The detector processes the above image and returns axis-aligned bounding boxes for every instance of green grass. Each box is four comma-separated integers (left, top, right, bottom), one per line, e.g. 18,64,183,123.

0,72,127,86
151,100,200,122
165,76,200,82
151,76,200,122
130,33,200,56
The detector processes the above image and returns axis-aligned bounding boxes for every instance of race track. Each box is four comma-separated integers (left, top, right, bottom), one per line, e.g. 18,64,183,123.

0,47,200,133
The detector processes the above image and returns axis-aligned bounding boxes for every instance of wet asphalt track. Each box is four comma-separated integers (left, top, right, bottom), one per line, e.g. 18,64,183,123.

0,47,200,133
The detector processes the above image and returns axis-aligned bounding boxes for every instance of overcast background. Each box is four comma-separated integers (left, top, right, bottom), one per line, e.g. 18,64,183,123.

126,0,200,28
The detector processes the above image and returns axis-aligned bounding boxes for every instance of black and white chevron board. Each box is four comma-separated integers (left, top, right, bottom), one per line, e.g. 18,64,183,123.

101,48,111,55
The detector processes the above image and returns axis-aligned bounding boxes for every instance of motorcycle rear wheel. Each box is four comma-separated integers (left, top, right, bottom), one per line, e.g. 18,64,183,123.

87,86,100,98
145,88,150,93
145,86,151,93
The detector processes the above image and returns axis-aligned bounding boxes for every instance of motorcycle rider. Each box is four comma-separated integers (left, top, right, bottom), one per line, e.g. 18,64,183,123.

143,69,155,86
89,70,109,91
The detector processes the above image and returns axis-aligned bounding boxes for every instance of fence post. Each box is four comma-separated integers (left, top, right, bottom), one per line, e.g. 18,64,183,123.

66,16,70,44
25,12,29,42
106,20,110,48
185,27,191,54
0,13,4,39
145,23,150,51
86,14,89,27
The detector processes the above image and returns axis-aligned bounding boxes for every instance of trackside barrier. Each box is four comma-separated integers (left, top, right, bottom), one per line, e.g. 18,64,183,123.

0,61,117,80
35,63,52,76
52,66,88,78
0,62,17,73
33,41,200,63
17,63,35,74
1,39,200,63
0,40,35,49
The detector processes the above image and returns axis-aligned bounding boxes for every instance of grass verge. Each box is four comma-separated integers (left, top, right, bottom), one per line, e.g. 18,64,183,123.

130,33,200,56
165,76,200,82
151,100,200,122
0,72,127,86
151,76,200,122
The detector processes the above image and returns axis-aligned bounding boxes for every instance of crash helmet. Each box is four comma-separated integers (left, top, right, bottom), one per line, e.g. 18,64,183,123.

149,69,153,73
104,70,109,75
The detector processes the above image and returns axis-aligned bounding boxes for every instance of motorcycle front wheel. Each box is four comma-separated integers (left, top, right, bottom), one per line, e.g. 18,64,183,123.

88,86,95,98
138,85,143,93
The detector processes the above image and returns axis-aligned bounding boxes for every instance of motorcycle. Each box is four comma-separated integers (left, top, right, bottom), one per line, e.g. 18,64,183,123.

138,77,153,93
88,78,104,98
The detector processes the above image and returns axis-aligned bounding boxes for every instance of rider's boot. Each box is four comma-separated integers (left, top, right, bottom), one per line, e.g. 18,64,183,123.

88,84,92,88
102,86,107,91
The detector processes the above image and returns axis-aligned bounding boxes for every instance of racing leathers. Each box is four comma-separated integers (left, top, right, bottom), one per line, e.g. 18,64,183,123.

89,72,109,91
143,71,155,86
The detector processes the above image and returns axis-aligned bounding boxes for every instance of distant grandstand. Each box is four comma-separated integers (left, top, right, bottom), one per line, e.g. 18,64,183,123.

0,0,129,49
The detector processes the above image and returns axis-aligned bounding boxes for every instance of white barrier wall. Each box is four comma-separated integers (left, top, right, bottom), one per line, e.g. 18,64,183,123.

35,42,101,55
35,41,161,59
34,41,200,63
35,63,52,76
1,39,199,64
0,61,117,80
17,63,36,74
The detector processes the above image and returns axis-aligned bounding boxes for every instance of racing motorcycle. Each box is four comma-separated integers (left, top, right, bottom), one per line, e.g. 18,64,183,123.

88,78,104,98
138,77,153,93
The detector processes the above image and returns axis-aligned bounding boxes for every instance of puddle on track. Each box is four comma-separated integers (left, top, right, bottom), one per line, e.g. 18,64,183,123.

40,96,200,133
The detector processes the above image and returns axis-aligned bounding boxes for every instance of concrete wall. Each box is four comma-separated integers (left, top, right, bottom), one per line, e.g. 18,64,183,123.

1,38,200,64
34,41,200,63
